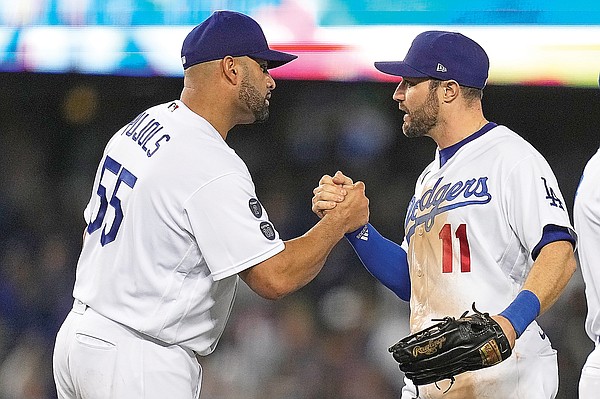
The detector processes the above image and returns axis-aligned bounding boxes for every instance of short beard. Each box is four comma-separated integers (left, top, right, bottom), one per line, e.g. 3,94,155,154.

403,81,440,138
239,74,269,123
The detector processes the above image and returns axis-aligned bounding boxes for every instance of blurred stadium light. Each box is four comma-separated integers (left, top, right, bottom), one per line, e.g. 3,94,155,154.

1,0,599,86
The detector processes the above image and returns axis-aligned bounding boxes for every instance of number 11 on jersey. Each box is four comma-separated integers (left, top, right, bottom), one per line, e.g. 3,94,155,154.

439,224,471,273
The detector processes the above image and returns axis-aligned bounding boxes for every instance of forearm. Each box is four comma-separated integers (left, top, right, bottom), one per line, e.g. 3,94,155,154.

522,240,576,314
345,223,410,300
499,239,576,340
240,212,348,300
278,214,347,287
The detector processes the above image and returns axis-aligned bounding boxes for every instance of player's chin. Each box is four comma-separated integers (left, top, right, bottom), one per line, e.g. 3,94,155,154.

402,123,423,139
253,109,270,124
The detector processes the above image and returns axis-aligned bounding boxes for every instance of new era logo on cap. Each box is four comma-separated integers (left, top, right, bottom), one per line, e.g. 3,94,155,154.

436,63,447,73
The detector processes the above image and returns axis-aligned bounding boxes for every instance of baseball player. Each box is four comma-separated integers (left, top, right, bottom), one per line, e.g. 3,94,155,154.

312,31,576,398
52,11,369,399
575,74,600,398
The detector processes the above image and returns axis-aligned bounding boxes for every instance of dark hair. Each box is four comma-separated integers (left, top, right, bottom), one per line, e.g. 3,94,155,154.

429,79,483,103
428,79,442,91
462,86,484,102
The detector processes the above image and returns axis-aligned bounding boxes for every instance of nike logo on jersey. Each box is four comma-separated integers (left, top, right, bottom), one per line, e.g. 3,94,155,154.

405,176,492,242
539,330,546,340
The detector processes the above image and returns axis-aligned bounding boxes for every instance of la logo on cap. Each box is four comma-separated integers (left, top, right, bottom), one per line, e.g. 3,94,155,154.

436,63,447,73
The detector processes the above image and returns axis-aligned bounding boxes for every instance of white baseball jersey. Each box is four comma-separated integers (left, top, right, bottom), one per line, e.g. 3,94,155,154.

574,147,600,343
72,100,284,355
402,123,574,398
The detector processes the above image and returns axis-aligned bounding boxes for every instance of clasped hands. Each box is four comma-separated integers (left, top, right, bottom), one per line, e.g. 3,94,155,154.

311,171,369,234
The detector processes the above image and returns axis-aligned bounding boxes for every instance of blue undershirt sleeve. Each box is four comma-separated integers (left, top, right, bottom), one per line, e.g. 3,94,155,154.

531,224,576,260
345,224,411,301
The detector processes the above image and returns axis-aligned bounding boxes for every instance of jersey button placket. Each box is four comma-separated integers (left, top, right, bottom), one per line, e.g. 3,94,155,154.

415,226,425,278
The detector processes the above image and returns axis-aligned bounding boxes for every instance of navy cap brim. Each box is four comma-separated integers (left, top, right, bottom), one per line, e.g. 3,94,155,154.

251,49,298,69
374,61,429,78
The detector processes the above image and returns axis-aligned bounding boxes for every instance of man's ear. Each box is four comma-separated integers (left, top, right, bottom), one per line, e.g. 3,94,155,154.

222,56,239,84
442,80,460,102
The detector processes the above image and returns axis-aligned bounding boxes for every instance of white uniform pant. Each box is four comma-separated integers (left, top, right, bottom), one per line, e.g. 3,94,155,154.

400,322,558,399
579,341,600,399
53,300,202,399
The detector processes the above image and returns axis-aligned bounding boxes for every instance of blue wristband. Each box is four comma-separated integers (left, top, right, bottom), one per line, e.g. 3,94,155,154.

499,290,540,338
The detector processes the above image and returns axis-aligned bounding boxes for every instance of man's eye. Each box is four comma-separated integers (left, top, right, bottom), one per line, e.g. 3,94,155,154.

261,65,268,73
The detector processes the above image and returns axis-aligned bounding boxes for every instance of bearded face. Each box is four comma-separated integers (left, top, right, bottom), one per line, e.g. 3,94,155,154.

239,70,269,123
402,82,440,138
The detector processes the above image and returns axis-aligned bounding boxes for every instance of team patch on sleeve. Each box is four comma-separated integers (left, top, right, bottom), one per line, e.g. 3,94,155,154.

249,198,263,218
541,177,564,210
260,222,276,240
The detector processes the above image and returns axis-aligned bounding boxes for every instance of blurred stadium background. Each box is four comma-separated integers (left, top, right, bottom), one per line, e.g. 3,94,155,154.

1,1,599,398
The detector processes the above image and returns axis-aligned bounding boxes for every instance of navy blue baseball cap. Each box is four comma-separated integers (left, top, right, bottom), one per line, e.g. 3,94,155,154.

375,31,489,89
181,10,297,70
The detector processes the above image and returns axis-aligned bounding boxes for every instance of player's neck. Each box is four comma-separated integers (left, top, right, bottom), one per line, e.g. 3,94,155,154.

434,111,487,150
180,90,234,140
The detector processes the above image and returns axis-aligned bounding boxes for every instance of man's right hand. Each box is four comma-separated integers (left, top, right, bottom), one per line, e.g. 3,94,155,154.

312,171,369,233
